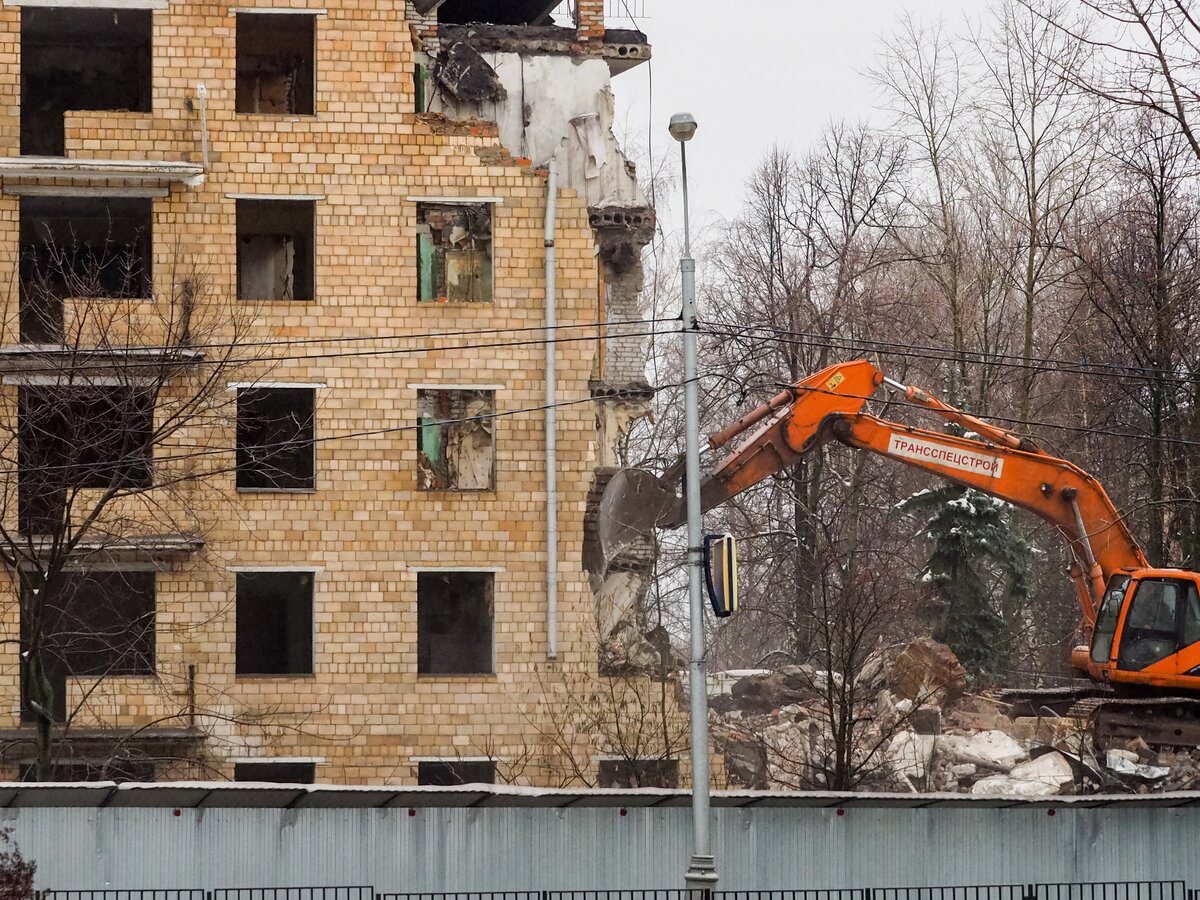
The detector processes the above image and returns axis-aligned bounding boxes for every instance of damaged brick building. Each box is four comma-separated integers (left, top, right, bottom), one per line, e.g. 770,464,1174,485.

0,0,665,785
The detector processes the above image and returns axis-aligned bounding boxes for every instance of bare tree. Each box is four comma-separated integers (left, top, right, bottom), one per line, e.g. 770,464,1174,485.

519,637,690,788
971,0,1101,419
1068,113,1200,566
0,230,269,780
1025,0,1200,161
0,827,34,900
873,16,976,398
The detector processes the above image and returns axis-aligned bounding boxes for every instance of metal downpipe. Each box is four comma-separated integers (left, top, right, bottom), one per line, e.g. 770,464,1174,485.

544,157,560,660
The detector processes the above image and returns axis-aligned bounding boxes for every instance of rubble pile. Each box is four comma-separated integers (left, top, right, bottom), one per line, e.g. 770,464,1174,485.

710,637,1200,796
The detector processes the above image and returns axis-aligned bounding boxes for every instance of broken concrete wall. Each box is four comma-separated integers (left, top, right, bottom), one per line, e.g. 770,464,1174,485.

413,5,659,672
431,52,646,209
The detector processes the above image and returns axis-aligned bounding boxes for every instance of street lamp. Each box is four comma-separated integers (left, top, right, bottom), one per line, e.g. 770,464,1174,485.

671,111,717,892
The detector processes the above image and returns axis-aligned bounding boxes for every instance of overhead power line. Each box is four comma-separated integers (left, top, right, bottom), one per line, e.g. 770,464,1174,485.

704,320,1200,388
13,321,677,375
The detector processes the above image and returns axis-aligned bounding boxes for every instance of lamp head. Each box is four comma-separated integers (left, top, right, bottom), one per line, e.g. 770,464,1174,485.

669,112,698,143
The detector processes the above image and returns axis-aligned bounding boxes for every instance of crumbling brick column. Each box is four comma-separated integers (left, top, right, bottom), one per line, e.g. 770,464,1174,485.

590,206,655,389
575,0,606,48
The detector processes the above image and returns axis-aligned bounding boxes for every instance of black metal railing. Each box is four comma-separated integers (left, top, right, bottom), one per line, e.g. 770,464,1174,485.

1034,886,1187,900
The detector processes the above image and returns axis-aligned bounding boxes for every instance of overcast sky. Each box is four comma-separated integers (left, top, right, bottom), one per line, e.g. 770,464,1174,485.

611,0,992,229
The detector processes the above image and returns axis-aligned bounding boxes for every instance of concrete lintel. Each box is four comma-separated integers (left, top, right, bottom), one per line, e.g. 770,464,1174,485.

407,196,504,206
407,565,505,573
0,157,204,187
4,0,167,7
226,193,325,201
4,184,170,199
408,383,504,391
226,382,327,390
231,6,328,14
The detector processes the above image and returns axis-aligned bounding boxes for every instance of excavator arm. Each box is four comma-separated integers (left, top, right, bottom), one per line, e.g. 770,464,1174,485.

628,360,1146,628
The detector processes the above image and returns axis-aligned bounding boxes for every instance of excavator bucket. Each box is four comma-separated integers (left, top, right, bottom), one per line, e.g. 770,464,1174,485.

597,466,683,564
596,361,886,565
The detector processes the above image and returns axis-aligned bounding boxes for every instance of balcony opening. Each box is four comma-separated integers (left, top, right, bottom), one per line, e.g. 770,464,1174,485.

237,199,315,302
235,571,314,676
236,387,316,491
417,571,493,675
236,13,315,116
234,761,316,783
20,570,156,722
21,7,152,156
18,758,156,782
416,389,494,491
416,202,493,303
18,386,153,535
597,758,679,788
417,760,496,785
20,195,152,342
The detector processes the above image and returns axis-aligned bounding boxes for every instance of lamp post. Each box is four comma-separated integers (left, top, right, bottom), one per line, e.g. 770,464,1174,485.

670,111,717,892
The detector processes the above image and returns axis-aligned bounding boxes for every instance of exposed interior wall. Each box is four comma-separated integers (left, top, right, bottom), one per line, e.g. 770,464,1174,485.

417,390,496,491
431,53,645,209
236,200,315,301
416,202,494,303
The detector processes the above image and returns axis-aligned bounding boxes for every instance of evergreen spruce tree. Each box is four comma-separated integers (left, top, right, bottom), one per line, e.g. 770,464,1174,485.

896,484,1032,676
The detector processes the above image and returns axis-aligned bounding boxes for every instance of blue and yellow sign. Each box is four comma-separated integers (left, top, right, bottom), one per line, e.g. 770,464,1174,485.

703,533,738,617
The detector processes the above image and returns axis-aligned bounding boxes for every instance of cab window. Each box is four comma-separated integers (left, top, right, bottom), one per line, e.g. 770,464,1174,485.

1117,578,1194,670
1091,575,1130,663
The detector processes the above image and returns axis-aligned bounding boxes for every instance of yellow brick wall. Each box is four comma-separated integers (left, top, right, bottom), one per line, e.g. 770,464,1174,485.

0,0,626,785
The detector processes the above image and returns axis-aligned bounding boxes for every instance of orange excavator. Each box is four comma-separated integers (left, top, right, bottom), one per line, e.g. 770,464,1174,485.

598,359,1200,746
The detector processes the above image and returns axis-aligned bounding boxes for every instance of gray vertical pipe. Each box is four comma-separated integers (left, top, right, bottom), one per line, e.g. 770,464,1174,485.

544,157,560,660
679,140,717,889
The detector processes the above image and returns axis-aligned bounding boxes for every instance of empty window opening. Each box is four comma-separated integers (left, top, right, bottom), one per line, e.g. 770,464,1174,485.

20,196,153,342
19,386,153,535
416,203,493,303
21,570,156,722
598,759,679,789
237,200,315,301
234,761,316,783
417,571,493,675
236,13,315,115
417,389,494,491
21,7,152,156
236,571,314,676
417,760,496,785
236,388,315,490
18,758,156,783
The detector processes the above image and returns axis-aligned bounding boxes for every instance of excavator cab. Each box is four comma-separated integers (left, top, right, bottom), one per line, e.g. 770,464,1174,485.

1085,571,1200,687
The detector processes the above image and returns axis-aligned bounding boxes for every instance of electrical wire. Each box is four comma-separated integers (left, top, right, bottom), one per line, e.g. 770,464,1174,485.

10,322,677,375
12,315,670,361
0,377,696,478
691,353,1200,451
704,319,1200,388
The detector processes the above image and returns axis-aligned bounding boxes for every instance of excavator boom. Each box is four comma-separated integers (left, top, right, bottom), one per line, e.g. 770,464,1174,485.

600,359,1145,628
596,357,1200,733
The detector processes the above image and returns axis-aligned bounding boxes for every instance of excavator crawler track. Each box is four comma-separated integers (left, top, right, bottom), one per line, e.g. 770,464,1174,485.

999,685,1114,718
1091,697,1200,750
1000,687,1200,749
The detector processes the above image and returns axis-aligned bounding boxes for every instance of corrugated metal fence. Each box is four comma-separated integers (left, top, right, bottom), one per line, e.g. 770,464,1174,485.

30,886,1196,900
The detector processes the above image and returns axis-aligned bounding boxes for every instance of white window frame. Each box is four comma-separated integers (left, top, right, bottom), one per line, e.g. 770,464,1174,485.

231,567,320,678
233,384,320,493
